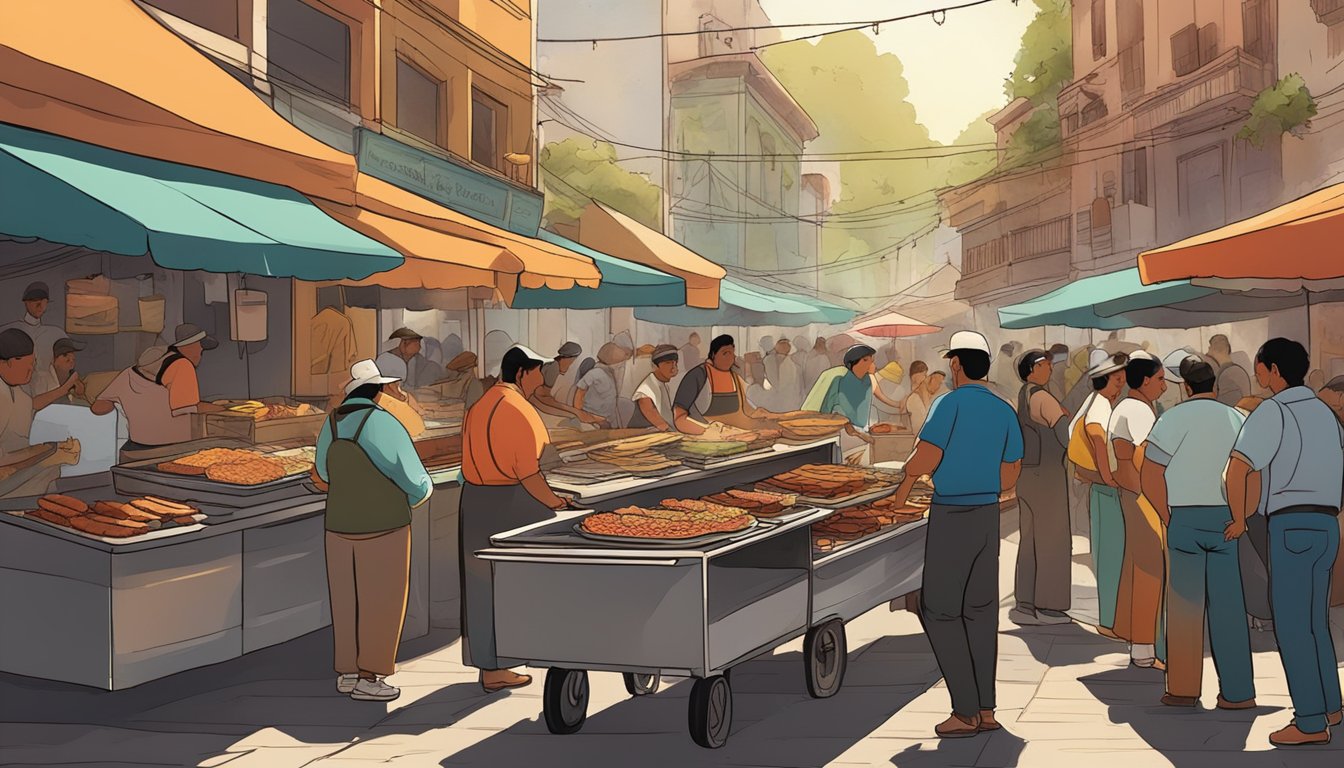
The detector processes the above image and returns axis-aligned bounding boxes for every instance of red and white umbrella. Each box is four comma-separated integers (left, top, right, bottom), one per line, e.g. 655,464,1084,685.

850,311,941,338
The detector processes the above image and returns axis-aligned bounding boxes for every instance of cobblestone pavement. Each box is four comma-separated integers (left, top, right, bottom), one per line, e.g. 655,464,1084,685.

2,517,1343,768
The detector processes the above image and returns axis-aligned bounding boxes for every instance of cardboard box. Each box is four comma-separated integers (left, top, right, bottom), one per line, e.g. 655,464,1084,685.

204,399,325,444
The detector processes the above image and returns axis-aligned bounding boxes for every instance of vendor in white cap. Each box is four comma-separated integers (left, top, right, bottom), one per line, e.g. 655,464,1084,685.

313,358,431,704
3,282,63,396
460,345,572,694
1066,348,1129,638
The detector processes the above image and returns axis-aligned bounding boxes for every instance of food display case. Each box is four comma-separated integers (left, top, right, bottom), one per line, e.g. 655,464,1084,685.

203,399,326,444
110,442,318,518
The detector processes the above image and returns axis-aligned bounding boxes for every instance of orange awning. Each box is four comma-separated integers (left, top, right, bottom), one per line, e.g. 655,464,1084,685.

578,203,725,308
314,174,601,292
1138,184,1344,284
0,0,356,204
351,174,601,290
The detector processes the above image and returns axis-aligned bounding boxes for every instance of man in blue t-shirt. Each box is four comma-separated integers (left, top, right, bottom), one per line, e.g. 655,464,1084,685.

892,330,1024,739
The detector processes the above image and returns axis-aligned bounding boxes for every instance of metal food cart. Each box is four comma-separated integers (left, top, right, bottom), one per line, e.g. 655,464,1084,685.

477,440,930,749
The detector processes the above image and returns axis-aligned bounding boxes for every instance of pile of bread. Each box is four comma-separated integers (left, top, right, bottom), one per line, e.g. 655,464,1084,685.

157,448,294,486
22,493,205,540
580,498,754,540
812,497,927,554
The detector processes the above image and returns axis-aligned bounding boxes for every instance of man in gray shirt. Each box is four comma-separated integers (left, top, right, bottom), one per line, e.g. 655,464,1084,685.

1227,338,1342,747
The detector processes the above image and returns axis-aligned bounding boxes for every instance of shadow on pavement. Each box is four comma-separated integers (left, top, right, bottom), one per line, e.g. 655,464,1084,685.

438,633,944,768
0,624,472,767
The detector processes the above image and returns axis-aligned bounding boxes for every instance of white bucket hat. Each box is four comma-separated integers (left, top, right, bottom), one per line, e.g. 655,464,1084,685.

345,359,401,394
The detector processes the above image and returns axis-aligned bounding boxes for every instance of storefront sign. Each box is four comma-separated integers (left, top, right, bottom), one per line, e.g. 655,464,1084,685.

356,129,543,237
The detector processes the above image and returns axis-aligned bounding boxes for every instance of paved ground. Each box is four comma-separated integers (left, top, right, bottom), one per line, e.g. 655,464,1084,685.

3,510,1344,768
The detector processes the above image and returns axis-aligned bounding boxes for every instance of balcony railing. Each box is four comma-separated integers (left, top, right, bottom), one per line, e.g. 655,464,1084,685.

963,215,1072,276
1313,0,1344,27
1134,47,1271,134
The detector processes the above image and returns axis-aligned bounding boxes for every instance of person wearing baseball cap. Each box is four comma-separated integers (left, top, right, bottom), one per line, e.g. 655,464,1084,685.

3,281,62,396
1008,349,1073,628
460,345,572,694
31,338,88,407
891,330,1024,738
1107,350,1169,669
1139,349,1256,712
152,323,224,419
629,344,681,431
313,358,431,704
532,341,602,428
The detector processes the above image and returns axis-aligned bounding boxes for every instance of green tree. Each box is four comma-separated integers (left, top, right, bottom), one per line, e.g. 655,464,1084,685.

1238,74,1318,148
540,137,662,231
762,33,996,297
1002,0,1071,162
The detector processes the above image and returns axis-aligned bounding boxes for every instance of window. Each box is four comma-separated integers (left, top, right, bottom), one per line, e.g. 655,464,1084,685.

396,59,442,145
1091,0,1107,59
268,0,351,104
1243,0,1273,62
1311,0,1344,27
1117,0,1145,96
1171,23,1200,76
1081,94,1108,127
1178,145,1226,235
144,0,240,40
1123,147,1149,206
471,89,508,172
1198,23,1219,67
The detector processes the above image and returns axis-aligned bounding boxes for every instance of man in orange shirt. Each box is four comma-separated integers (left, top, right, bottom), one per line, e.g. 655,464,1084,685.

155,324,226,419
460,345,570,694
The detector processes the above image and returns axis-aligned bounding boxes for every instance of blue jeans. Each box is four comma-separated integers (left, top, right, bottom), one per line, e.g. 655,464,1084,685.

1268,512,1342,734
1165,506,1254,701
1090,484,1124,629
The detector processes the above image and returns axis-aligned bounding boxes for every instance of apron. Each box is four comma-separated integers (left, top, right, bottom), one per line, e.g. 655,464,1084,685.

459,482,554,670
695,363,756,429
323,404,412,534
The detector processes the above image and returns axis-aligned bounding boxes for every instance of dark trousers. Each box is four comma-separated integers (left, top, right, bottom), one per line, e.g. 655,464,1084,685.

1268,512,1342,734
922,502,999,718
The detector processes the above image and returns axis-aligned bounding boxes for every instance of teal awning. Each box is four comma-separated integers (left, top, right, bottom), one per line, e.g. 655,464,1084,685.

635,277,855,327
0,123,401,280
998,268,1217,330
507,230,686,309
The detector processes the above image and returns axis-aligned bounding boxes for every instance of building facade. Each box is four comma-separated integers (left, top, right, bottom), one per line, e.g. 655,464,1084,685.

537,0,822,291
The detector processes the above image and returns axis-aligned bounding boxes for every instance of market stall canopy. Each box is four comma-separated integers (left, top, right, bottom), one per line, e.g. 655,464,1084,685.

634,278,854,327
506,231,686,309
1138,183,1344,286
578,203,725,309
0,0,357,205
319,174,600,291
851,311,941,338
998,268,1217,330
0,123,400,280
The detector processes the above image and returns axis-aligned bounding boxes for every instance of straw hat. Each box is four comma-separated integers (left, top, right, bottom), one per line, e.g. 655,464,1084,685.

878,361,904,384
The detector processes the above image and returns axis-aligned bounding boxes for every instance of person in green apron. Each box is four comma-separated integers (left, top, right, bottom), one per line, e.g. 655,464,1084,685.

671,334,769,434
314,359,432,703
460,345,572,693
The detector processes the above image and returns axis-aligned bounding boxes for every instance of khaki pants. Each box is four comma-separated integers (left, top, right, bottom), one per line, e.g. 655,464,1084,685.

1113,490,1165,647
325,526,411,677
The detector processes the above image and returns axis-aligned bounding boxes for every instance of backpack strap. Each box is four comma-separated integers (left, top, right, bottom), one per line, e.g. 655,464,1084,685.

155,352,187,385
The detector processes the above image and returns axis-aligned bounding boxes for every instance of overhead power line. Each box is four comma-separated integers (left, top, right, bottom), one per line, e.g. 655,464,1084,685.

538,0,1000,44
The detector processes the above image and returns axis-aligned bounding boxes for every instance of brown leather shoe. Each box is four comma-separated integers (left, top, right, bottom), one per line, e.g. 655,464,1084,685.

1097,626,1121,640
1330,710,1343,728
481,669,532,693
1270,723,1331,747
1216,695,1256,711
935,713,982,739
1161,693,1198,707
978,710,1001,731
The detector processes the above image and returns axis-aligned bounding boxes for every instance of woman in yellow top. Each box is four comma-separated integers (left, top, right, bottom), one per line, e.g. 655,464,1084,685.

459,345,571,693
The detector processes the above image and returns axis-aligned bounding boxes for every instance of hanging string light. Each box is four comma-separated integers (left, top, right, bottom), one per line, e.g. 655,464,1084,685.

932,10,947,25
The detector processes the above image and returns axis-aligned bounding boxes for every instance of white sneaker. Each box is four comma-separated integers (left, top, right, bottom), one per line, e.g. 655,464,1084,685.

336,674,360,694
350,677,400,702
1131,643,1156,667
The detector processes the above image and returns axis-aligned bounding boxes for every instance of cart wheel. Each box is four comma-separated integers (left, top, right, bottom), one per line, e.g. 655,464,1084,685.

623,672,660,696
804,619,848,699
688,675,732,749
543,668,589,735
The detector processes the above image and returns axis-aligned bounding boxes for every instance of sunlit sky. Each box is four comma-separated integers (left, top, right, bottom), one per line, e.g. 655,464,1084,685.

758,0,1038,144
